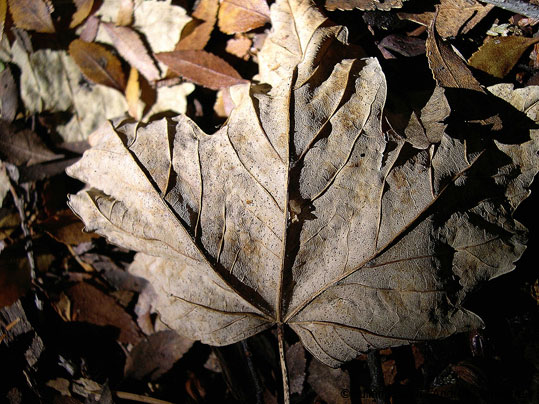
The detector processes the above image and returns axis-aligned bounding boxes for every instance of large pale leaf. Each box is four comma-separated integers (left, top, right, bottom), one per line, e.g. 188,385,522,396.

67,0,539,368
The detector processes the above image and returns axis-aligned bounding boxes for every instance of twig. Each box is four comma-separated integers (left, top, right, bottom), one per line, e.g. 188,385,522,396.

277,324,290,404
478,0,539,18
114,391,174,404
0,317,21,344
240,339,263,404
4,165,36,280
367,350,389,404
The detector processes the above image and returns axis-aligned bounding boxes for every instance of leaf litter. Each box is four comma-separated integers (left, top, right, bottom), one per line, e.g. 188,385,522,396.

2,0,539,403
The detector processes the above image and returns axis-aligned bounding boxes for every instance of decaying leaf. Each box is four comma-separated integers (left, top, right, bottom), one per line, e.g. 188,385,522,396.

0,242,31,308
308,359,351,404
70,0,95,28
426,16,484,92
325,0,405,11
286,342,306,395
69,39,126,91
469,35,539,79
7,0,55,33
218,0,270,34
102,23,160,82
40,209,99,245
156,50,246,90
124,330,194,381
65,282,143,344
0,65,18,122
67,0,539,370
398,0,494,39
0,121,62,166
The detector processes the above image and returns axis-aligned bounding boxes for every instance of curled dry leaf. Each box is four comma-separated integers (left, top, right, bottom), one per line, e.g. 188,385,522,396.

398,0,494,39
218,0,270,34
102,23,160,82
468,35,539,79
325,0,405,11
67,0,539,369
69,39,126,91
70,0,94,28
7,0,55,33
156,50,246,90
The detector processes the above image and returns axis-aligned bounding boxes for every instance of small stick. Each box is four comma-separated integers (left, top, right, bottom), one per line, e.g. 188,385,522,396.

478,0,539,18
240,339,263,404
277,324,290,404
367,350,389,404
114,391,174,404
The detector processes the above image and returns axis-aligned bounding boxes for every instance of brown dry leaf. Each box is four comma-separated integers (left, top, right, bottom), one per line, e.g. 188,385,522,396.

65,282,143,344
286,342,306,395
156,50,246,90
0,0,7,40
0,65,18,122
67,0,539,368
325,0,405,11
70,0,94,28
469,35,539,79
176,0,218,51
68,39,126,91
398,0,493,38
308,359,351,404
124,330,194,380
0,243,31,308
39,209,99,245
102,23,160,82
7,0,55,33
0,211,20,240
218,0,270,34
426,16,484,92
0,121,62,166
226,35,252,60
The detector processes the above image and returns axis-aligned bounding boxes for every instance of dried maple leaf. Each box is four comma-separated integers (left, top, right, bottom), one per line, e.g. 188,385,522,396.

67,0,538,390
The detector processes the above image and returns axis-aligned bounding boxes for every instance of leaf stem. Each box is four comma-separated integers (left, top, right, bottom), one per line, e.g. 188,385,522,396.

277,324,290,404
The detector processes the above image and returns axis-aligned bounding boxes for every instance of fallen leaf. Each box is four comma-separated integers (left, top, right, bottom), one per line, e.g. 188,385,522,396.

9,38,128,141
426,15,484,92
218,0,270,34
469,35,539,79
0,163,9,205
79,15,100,42
0,242,31,308
398,0,493,39
0,210,19,240
40,209,99,245
156,50,246,90
308,359,351,404
176,0,218,51
0,121,62,166
286,342,306,395
214,87,235,117
377,34,425,58
102,23,160,82
226,36,252,60
125,67,141,120
325,0,405,11
69,39,126,91
70,0,94,28
0,0,7,40
7,0,55,33
0,65,18,122
116,0,133,26
65,282,143,344
124,330,194,380
67,0,539,370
